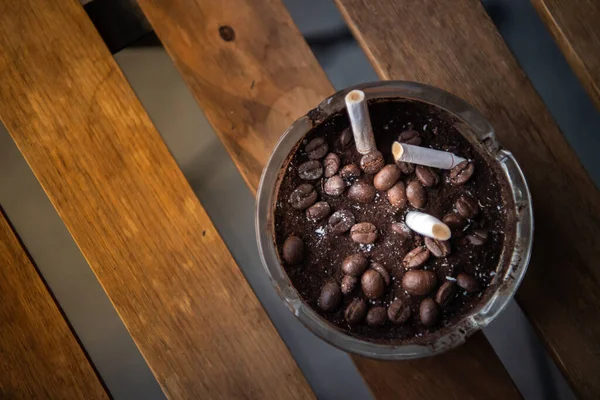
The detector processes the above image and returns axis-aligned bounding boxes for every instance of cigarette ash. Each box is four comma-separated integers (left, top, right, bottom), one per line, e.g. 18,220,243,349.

315,226,326,237
360,243,375,252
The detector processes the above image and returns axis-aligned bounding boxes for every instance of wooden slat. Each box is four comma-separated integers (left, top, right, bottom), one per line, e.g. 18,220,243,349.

0,210,108,399
354,333,520,400
531,0,600,109
0,1,313,399
138,0,331,194
333,0,600,398
135,0,521,398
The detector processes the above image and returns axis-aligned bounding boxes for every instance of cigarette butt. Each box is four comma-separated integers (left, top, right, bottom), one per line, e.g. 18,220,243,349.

345,90,376,155
392,142,465,170
405,211,451,240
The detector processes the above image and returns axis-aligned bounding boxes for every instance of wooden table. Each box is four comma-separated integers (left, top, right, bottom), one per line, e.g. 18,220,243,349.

0,0,598,398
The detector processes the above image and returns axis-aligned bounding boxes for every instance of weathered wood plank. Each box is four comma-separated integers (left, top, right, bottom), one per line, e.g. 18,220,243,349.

0,210,108,399
531,0,600,109
135,0,521,398
354,333,520,400
334,0,600,398
0,1,313,398
138,0,332,194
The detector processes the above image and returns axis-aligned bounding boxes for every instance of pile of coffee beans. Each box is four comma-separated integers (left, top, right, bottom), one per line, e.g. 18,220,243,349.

274,100,511,342
282,130,491,329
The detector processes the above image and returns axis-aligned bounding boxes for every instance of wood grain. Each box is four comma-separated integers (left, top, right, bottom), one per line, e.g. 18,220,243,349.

137,0,332,194
334,0,600,398
0,210,108,399
531,0,600,109
355,333,519,400
0,1,313,399
135,0,520,398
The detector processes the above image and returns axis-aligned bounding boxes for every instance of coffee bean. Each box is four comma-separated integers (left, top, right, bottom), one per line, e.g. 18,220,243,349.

306,137,328,160
406,181,427,208
443,213,468,231
424,237,451,257
361,269,385,299
402,270,438,296
457,273,480,293
370,262,391,286
298,160,323,180
350,222,378,244
324,175,346,196
466,229,489,245
398,129,422,145
341,275,358,295
342,253,368,277
387,182,408,209
348,182,376,203
415,165,439,187
388,298,411,324
396,161,415,175
306,201,331,222
318,281,342,312
419,298,440,327
282,235,304,264
340,164,361,180
449,161,475,185
328,209,355,234
323,153,341,177
339,128,353,148
374,164,402,191
289,184,317,210
435,281,458,307
391,222,413,240
403,246,430,269
345,298,367,325
360,151,385,174
366,306,388,327
455,195,479,219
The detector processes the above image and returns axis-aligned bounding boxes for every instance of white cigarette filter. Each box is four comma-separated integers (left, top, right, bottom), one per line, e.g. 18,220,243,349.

392,142,466,170
405,211,451,241
345,90,376,155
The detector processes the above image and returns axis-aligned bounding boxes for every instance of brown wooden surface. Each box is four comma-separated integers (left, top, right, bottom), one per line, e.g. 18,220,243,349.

354,333,520,400
334,0,600,398
137,0,332,194
136,0,520,398
0,210,108,399
0,1,313,399
531,0,600,109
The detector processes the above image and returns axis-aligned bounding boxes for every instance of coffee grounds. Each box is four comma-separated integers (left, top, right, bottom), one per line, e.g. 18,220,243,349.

274,99,515,343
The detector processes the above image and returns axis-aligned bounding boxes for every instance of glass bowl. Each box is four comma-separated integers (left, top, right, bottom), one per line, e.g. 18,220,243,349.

255,81,533,359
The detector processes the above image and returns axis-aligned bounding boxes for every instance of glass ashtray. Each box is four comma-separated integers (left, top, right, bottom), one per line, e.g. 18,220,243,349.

256,81,533,359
